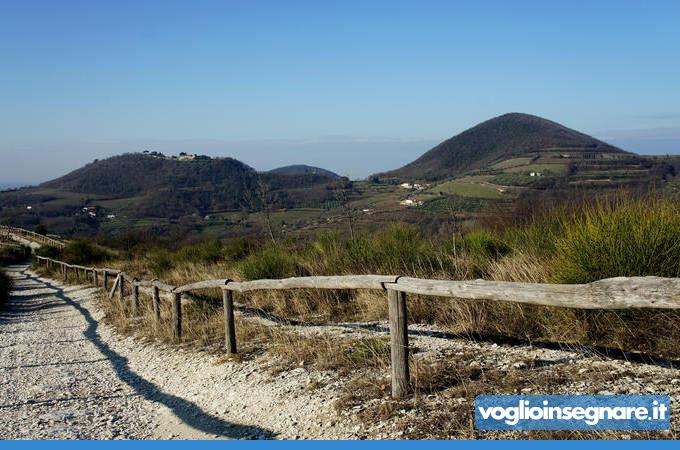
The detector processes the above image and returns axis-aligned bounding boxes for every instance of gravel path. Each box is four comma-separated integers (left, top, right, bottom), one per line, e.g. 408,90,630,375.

0,264,157,439
3,263,679,439
0,264,358,439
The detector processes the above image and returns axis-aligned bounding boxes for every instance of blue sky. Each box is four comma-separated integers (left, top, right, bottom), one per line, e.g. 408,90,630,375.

1,0,679,184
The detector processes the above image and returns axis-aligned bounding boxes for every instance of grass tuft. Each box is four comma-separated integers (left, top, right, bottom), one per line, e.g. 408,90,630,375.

553,197,680,283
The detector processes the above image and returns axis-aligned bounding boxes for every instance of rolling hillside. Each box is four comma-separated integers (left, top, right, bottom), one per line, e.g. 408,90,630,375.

43,154,257,198
378,113,628,181
1,114,676,239
0,153,342,235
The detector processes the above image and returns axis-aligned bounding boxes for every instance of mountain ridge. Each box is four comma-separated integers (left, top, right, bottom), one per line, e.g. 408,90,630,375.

268,164,341,179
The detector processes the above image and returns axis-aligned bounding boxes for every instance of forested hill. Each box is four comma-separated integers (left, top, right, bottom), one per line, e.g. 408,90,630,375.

378,113,628,180
0,153,344,231
42,154,257,198
269,165,341,179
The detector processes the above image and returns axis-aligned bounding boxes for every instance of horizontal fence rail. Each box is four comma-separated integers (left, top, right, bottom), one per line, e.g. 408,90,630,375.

33,254,680,399
0,225,66,249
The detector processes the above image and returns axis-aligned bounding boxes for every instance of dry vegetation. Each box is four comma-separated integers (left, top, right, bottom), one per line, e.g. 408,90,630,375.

31,194,680,439
1,243,30,306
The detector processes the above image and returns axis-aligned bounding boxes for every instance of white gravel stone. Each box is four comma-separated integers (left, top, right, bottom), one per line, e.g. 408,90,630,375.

3,263,680,439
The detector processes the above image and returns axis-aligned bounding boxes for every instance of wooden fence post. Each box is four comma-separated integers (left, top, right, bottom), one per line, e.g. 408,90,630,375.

62,265,67,282
119,276,125,302
103,272,109,290
172,293,182,341
223,290,237,354
387,288,410,399
94,270,98,286
152,286,161,328
132,282,139,316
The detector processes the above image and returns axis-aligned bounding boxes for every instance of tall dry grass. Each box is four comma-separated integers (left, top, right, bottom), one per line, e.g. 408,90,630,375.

32,194,680,439
35,195,680,359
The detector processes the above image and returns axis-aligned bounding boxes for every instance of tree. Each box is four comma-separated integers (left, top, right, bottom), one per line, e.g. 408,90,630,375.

259,179,277,243
242,174,278,244
332,179,359,239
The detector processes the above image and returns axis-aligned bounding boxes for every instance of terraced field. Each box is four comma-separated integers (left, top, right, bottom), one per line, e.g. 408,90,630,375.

430,179,504,199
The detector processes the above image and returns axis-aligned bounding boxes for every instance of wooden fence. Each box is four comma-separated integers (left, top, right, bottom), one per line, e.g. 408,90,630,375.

0,225,66,249
33,255,680,399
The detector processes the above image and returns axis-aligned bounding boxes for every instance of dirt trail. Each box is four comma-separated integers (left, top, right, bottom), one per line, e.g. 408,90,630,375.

2,263,680,439
0,264,358,439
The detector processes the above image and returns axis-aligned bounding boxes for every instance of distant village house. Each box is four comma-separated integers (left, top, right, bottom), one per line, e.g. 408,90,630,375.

399,199,423,207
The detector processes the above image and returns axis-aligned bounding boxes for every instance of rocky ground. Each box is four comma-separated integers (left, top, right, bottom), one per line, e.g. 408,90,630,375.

1,263,679,439
0,264,155,439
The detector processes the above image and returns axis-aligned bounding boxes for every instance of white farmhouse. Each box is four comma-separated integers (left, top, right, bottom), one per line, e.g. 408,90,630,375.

399,199,423,207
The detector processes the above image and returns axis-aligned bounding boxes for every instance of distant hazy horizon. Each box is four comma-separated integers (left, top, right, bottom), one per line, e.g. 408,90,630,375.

2,1,679,184
1,125,679,186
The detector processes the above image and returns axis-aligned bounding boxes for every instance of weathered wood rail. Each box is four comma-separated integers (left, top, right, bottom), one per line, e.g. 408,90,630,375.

34,255,680,399
0,225,66,249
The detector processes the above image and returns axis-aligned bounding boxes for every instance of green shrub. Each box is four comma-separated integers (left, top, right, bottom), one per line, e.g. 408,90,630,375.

0,269,11,306
459,229,511,259
34,245,61,259
240,244,301,280
372,224,432,272
224,237,257,261
62,240,111,266
306,224,440,275
505,219,559,255
0,245,30,265
553,198,680,283
175,239,223,264
145,238,257,277
146,250,174,276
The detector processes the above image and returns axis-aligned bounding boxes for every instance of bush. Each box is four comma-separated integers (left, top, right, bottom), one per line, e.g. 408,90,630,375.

175,239,223,264
0,269,11,307
34,245,61,259
0,245,30,265
224,237,257,261
240,244,301,280
370,224,433,273
553,197,680,283
307,224,441,275
144,238,257,277
459,229,511,259
62,240,111,266
146,250,174,276
503,210,566,255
